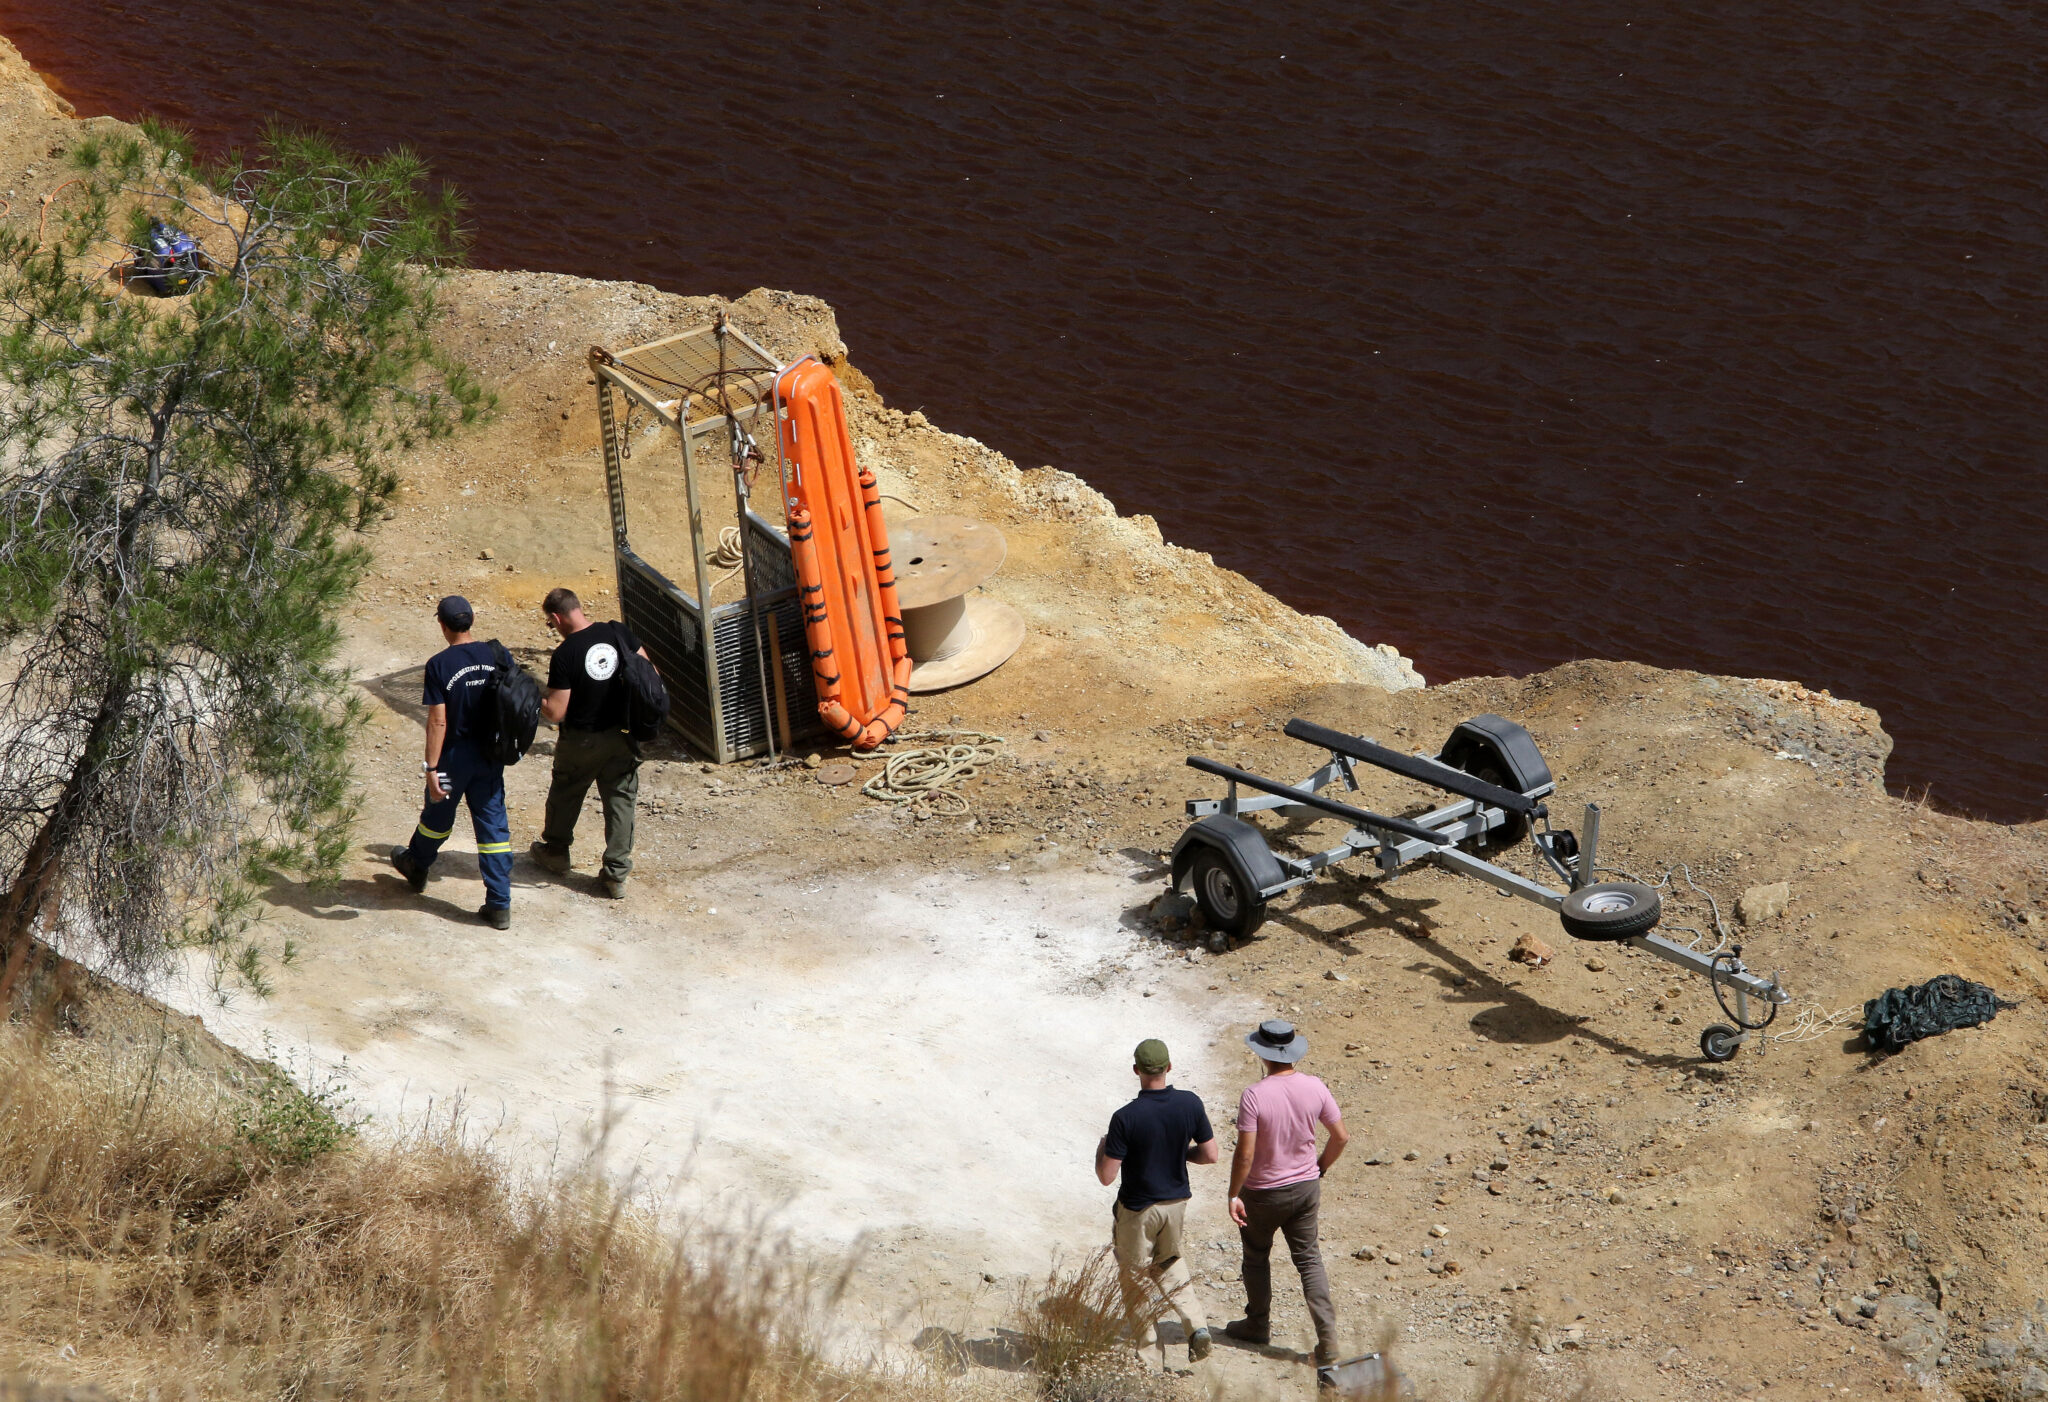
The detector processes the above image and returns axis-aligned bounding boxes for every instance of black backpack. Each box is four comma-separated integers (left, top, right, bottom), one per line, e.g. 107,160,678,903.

483,640,543,766
615,626,670,744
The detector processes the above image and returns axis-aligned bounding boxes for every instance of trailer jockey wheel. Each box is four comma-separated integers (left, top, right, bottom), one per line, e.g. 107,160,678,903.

1190,847,1266,939
1699,1023,1742,1062
1558,881,1662,940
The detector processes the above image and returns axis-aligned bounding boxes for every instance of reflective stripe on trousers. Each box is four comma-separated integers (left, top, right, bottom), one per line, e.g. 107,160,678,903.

406,739,513,909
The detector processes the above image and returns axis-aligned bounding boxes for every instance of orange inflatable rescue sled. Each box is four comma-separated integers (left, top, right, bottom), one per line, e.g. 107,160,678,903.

773,358,911,749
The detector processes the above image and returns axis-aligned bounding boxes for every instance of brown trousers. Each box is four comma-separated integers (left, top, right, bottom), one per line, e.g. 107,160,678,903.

1237,1177,1337,1364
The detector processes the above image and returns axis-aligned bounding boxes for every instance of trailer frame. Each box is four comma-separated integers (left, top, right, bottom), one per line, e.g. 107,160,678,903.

1170,714,1790,1060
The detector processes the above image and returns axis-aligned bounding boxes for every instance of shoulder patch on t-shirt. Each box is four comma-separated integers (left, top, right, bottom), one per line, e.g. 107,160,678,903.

583,641,620,681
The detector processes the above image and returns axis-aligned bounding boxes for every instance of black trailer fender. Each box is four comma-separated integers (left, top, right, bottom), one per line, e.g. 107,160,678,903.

1439,714,1553,795
1170,816,1287,898
1171,816,1285,939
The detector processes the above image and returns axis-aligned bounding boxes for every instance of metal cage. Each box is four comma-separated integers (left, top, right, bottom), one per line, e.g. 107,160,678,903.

590,324,822,764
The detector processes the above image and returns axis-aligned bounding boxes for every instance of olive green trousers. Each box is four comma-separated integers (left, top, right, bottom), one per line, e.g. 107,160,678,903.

539,728,639,881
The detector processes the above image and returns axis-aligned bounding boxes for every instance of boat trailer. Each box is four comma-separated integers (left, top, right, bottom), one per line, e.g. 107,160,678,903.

1169,714,1791,1061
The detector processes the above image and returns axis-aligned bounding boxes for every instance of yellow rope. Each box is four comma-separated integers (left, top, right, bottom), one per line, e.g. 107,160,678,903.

861,730,1005,815
707,526,746,588
1771,1003,1863,1044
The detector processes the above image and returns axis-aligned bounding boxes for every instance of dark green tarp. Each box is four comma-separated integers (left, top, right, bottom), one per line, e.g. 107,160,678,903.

1863,973,2008,1053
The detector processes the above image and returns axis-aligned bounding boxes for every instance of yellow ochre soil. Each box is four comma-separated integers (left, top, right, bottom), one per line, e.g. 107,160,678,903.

2,36,2047,1402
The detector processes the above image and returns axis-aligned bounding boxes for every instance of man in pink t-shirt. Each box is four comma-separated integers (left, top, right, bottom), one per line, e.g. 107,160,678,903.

1224,1019,1349,1375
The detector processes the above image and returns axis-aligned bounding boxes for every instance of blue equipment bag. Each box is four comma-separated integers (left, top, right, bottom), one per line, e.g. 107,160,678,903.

139,220,202,296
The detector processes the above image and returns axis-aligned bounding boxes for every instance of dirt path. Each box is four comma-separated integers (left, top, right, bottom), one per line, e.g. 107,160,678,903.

162,804,1259,1345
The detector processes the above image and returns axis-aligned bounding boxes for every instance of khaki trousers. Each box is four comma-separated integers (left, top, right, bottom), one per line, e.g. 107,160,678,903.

1112,1198,1208,1341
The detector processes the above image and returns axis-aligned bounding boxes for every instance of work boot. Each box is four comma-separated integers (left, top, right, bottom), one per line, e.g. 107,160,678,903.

477,904,511,930
528,840,571,874
599,875,628,901
1187,1327,1213,1361
390,846,427,894
1222,1319,1269,1347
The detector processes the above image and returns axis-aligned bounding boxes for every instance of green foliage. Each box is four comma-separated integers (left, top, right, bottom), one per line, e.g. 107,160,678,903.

231,940,272,998
233,1063,361,1166
0,123,487,988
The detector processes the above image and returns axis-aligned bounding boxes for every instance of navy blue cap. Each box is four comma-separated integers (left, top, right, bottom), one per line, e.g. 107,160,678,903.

436,595,474,628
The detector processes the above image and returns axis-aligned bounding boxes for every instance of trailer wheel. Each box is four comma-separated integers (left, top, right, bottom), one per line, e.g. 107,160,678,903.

1191,847,1266,939
1442,718,1550,848
1459,756,1529,848
1558,881,1662,940
1699,1023,1742,1063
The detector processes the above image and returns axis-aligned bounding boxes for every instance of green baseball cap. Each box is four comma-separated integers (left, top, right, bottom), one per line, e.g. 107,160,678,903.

1134,1038,1171,1073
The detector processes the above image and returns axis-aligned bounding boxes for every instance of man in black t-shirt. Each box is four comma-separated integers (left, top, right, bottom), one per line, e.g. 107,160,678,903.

528,585,654,899
1094,1038,1218,1362
390,596,515,928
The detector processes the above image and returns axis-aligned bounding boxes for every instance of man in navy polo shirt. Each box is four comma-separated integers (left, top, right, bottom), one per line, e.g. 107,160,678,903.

1094,1037,1219,1362
390,596,515,928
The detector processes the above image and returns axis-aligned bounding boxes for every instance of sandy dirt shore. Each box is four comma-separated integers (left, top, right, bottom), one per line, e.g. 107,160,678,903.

4,39,2048,1401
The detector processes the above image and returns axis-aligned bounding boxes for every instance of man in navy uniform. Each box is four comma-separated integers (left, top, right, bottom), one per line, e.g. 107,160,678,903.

391,596,515,928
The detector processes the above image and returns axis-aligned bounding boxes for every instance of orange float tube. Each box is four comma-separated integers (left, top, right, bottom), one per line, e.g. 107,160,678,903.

774,357,910,749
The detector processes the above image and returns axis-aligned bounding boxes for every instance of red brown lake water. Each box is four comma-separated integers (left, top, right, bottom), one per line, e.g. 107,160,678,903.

5,1,2043,819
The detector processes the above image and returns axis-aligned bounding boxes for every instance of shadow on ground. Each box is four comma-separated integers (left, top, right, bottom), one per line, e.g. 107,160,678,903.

359,666,429,724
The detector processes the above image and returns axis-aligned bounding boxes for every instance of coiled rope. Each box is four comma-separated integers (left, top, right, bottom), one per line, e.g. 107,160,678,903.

708,525,746,588
35,178,81,246
861,730,1005,816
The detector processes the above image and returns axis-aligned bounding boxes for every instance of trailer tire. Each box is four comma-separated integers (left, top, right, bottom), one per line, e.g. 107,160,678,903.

1441,716,1550,848
1455,754,1529,848
1558,881,1662,941
1699,1023,1742,1063
1191,847,1266,939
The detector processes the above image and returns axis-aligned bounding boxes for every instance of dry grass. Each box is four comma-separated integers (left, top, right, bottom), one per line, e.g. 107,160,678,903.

1009,1251,1158,1402
0,1014,1595,1402
1008,1253,1593,1402
0,1022,879,1402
